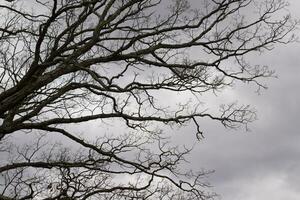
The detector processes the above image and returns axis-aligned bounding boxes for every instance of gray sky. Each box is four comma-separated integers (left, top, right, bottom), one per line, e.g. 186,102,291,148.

48,1,300,199
179,1,300,199
1,1,299,199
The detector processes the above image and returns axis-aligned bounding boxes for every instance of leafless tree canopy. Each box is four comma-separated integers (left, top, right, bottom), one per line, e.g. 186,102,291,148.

0,0,296,199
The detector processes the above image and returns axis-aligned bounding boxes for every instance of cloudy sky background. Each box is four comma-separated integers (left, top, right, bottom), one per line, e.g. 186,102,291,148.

177,1,300,199
1,0,299,199
29,1,300,199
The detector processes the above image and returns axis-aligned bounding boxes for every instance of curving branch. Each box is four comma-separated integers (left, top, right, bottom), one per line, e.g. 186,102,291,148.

0,0,297,199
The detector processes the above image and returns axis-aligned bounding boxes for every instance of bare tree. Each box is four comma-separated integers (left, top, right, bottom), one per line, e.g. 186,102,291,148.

0,0,297,199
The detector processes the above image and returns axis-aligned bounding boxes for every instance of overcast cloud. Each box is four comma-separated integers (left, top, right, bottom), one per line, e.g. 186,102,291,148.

1,0,299,199
179,1,300,199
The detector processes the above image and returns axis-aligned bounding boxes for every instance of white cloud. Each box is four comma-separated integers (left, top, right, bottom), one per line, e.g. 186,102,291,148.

222,173,300,200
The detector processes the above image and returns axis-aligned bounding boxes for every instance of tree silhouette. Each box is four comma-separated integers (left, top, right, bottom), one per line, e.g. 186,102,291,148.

0,0,296,199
